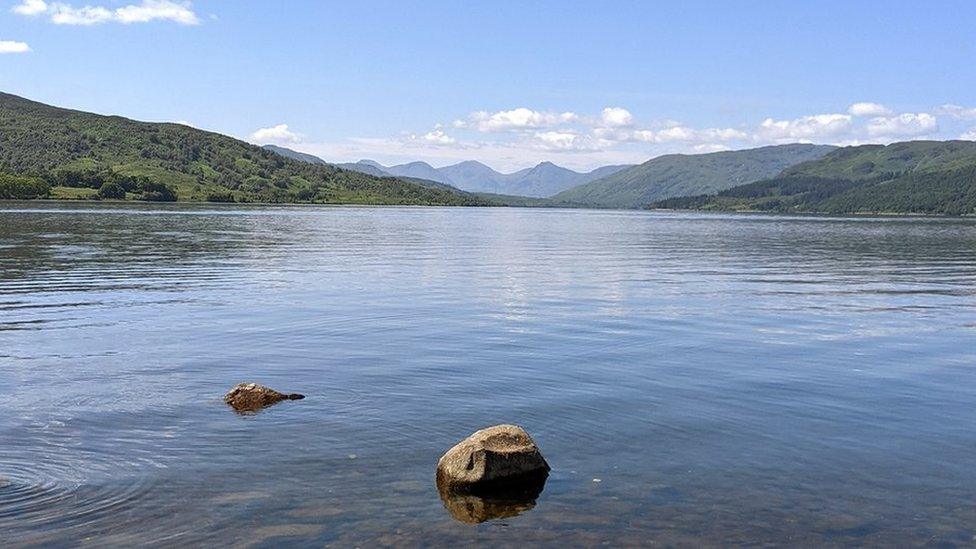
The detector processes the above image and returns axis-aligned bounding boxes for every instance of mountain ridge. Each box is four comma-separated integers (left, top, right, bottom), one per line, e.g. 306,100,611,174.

651,140,976,215
261,145,631,197
550,144,838,208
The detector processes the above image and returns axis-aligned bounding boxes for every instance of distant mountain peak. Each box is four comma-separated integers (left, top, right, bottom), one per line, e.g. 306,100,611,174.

441,160,500,176
264,150,632,199
397,160,435,169
519,161,575,177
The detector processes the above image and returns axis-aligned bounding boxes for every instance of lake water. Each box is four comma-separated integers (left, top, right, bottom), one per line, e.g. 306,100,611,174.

2,203,975,547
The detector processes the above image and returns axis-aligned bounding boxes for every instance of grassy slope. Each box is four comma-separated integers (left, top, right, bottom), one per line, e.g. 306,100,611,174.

0,92,486,205
653,141,976,215
550,144,836,208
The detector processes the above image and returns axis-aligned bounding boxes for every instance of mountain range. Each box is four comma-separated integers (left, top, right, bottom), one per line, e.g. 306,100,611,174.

653,140,976,215
2,92,974,214
550,144,837,208
264,145,630,198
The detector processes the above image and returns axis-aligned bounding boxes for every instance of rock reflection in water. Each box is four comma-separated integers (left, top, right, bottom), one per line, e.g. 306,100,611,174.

437,472,548,524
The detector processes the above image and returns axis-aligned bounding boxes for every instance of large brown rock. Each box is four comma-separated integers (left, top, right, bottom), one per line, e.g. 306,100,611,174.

436,424,550,491
224,382,304,413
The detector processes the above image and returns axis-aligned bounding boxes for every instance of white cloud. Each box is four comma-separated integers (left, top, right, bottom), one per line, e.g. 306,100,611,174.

694,144,731,153
421,129,455,145
408,125,456,146
461,106,746,150
654,126,697,142
249,124,302,145
0,40,31,53
114,0,197,24
12,0,47,15
470,108,577,132
629,130,656,142
699,127,749,141
245,101,973,173
758,113,853,141
530,131,598,151
600,107,633,127
848,102,891,117
612,125,746,145
592,126,636,143
49,5,112,24
13,0,199,25
936,104,976,120
866,112,937,138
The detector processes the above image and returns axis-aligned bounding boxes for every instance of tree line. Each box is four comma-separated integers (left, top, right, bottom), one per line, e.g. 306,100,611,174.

0,167,178,201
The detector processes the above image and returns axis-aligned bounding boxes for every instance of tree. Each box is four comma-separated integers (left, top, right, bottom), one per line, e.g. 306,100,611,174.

0,173,50,199
98,181,127,199
138,181,178,201
206,190,235,202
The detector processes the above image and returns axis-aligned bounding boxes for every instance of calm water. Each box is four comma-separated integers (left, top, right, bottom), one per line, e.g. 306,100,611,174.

1,203,975,547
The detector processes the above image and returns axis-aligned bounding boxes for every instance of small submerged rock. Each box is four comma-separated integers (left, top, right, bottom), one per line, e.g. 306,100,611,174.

224,382,304,413
436,424,550,523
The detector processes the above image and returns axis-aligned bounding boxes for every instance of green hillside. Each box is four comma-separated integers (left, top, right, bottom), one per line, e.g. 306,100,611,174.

780,140,976,180
653,141,976,215
0,92,485,205
550,144,836,208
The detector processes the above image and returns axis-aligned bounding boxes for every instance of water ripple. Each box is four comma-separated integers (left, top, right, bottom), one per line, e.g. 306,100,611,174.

0,205,975,545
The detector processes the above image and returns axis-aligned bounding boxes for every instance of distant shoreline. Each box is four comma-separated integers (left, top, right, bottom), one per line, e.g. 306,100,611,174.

3,198,974,219
646,207,976,219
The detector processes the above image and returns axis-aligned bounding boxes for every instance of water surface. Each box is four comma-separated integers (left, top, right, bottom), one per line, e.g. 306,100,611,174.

2,203,975,546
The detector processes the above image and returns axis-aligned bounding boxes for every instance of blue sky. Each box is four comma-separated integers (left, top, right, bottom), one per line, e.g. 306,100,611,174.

2,0,976,171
